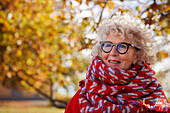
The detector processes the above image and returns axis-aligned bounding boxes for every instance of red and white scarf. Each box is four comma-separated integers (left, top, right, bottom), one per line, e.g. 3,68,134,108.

79,56,169,113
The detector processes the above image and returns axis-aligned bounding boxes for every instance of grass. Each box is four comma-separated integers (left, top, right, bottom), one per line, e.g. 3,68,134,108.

0,100,65,113
0,106,65,113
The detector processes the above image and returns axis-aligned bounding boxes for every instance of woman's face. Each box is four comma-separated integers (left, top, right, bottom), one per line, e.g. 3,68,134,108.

101,33,138,70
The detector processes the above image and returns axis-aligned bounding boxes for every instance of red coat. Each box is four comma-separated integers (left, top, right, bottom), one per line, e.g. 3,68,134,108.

65,89,81,113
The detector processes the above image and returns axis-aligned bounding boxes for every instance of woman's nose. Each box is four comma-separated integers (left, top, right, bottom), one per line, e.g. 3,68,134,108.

110,46,119,56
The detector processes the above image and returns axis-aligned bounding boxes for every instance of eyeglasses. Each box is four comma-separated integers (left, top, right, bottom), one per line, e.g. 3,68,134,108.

100,41,139,54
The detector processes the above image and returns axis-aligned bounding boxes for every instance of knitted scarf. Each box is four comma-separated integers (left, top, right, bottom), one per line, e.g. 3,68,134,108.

79,56,169,113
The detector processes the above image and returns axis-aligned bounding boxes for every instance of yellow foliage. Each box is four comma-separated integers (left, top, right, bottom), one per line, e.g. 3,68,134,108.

26,58,35,66
107,1,115,11
157,51,169,61
39,51,45,59
155,29,162,36
136,6,142,12
159,51,168,59
164,6,170,12
57,73,64,81
16,49,22,57
8,34,13,41
35,81,42,88
37,31,42,37
20,80,29,89
99,2,105,8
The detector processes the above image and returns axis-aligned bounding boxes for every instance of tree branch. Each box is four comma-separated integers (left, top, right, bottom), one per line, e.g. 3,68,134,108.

96,0,108,29
140,0,156,16
1,54,68,108
159,11,170,21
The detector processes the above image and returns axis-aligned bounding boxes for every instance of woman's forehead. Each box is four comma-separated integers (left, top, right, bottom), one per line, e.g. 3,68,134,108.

104,34,132,43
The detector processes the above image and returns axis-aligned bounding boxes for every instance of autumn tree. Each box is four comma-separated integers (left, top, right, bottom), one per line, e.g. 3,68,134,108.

0,0,92,108
0,0,169,108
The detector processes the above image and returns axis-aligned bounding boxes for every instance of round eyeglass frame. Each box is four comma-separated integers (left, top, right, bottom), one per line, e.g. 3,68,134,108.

100,41,139,54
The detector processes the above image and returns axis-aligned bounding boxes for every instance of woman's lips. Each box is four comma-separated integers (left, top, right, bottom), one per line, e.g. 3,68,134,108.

108,60,121,66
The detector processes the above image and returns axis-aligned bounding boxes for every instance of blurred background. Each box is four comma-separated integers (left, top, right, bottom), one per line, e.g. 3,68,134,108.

0,0,169,113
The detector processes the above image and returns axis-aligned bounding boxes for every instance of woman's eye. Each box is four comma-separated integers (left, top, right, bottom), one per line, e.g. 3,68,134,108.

106,44,111,47
119,44,126,48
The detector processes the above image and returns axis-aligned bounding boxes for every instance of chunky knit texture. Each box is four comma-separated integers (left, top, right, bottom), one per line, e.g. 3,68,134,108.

79,56,169,113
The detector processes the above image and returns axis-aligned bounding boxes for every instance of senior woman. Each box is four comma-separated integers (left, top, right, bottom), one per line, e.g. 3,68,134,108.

65,13,170,113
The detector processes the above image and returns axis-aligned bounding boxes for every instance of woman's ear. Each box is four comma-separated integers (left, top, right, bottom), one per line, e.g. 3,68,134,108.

91,42,100,57
133,57,138,65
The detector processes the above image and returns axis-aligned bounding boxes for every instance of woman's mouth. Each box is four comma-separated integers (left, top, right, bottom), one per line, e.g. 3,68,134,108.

108,60,121,67
109,60,121,64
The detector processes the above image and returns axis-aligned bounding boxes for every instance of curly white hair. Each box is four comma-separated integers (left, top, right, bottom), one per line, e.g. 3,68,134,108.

91,13,156,64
